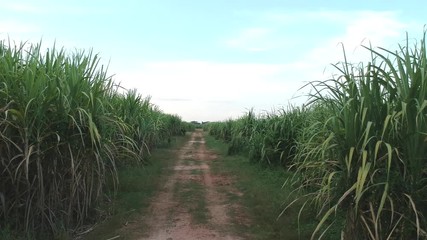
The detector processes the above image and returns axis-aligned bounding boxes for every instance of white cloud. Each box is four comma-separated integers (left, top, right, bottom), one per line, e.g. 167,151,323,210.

224,27,278,52
226,9,414,55
113,61,306,121
299,11,410,78
340,11,407,48
262,10,347,23
0,20,41,34
245,10,415,80
117,61,289,100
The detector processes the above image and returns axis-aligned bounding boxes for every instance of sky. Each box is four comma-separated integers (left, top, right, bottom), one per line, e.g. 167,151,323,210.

0,1,425,122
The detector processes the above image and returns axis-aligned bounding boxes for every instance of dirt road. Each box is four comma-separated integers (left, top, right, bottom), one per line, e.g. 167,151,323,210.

124,129,249,240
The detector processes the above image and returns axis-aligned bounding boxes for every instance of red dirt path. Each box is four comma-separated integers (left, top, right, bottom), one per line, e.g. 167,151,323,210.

123,130,249,240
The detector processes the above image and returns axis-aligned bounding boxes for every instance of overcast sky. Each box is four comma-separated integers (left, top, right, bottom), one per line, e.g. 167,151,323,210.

0,0,425,122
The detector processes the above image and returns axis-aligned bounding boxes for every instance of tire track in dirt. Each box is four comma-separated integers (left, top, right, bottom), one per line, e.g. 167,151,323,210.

138,129,246,240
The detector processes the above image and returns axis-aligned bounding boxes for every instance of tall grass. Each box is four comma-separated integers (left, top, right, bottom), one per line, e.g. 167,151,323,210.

207,30,427,239
291,32,427,239
207,107,307,167
0,41,186,238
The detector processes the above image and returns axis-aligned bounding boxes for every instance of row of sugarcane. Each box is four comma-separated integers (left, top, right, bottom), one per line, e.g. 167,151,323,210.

0,41,187,238
206,31,427,239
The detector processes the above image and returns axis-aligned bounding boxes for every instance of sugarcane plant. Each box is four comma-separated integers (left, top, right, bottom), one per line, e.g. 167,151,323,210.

0,41,186,238
290,31,427,239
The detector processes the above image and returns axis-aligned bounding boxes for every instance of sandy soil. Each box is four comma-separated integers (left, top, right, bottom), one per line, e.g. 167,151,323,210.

122,129,249,240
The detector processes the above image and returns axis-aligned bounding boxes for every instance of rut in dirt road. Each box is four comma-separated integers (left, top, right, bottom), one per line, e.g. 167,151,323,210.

139,129,247,240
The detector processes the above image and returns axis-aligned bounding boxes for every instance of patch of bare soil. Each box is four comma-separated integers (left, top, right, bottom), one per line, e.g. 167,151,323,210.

121,129,249,240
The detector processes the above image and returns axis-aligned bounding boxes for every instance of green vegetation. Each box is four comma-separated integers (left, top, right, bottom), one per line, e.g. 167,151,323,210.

0,41,187,239
206,31,427,239
206,107,307,166
2,27,427,240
